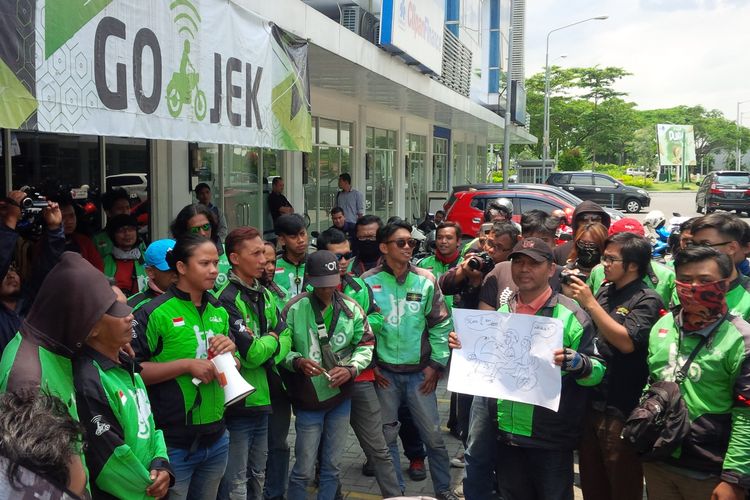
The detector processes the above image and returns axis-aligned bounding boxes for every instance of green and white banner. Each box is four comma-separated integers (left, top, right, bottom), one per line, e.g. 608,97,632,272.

656,124,697,166
0,0,311,152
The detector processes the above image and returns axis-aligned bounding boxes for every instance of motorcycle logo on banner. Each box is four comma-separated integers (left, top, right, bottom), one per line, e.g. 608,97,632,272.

0,0,312,152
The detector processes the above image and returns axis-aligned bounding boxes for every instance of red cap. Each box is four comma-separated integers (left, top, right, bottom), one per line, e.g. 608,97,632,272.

608,218,645,237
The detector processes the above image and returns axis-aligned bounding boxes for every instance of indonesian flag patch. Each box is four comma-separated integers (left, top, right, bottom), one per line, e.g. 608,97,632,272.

118,390,127,405
372,285,382,292
275,267,284,273
172,317,185,327
658,328,669,338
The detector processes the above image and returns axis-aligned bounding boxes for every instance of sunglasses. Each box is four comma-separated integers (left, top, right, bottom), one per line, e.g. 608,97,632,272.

189,223,211,234
335,251,354,260
386,238,418,248
579,215,603,223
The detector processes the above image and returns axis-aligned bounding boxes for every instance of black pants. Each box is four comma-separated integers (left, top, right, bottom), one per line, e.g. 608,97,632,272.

495,443,573,500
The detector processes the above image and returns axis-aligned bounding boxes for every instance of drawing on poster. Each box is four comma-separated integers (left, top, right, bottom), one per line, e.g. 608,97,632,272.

448,309,563,411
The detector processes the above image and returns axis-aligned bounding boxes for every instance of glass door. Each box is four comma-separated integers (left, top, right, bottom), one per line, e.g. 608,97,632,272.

406,134,427,223
223,146,261,231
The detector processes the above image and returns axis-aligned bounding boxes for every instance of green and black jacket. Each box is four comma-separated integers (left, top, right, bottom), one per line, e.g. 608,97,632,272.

273,254,306,303
127,287,161,312
132,285,229,450
281,291,374,410
495,292,605,450
74,346,173,499
725,275,750,321
648,311,750,487
214,273,290,416
416,254,462,310
588,260,676,307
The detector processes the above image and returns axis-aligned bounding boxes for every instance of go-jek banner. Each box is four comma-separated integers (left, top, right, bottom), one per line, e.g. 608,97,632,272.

0,0,311,152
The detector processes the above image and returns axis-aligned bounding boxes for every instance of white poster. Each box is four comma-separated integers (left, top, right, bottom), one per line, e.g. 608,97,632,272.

447,308,563,411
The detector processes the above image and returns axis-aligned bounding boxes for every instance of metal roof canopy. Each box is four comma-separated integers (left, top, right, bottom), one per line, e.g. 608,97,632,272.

309,44,535,144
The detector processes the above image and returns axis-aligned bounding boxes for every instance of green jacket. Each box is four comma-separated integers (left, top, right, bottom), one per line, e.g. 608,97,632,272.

648,312,750,485
496,293,605,450
362,263,453,372
273,255,306,303
416,254,462,310
127,288,161,312
132,286,229,449
214,275,290,414
74,347,172,499
588,260,676,307
103,254,148,295
725,275,750,321
281,291,374,410
307,274,384,336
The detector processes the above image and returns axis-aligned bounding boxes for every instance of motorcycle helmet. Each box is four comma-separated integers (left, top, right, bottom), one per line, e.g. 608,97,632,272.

643,210,666,230
485,198,514,222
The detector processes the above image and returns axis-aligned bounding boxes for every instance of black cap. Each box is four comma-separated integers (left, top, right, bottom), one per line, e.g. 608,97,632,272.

509,237,554,262
106,214,138,240
305,250,340,288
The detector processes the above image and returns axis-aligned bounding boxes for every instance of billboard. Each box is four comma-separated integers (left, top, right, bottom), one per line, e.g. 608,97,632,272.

0,0,312,151
380,0,446,74
656,124,697,166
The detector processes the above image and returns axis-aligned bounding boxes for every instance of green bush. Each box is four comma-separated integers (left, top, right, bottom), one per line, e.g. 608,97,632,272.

558,148,586,171
615,174,652,188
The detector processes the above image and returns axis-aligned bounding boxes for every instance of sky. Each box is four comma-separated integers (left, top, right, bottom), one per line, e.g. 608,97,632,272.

524,0,750,122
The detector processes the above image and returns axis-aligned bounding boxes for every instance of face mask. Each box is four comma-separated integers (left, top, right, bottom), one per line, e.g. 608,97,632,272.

576,241,601,268
675,279,728,331
356,240,381,262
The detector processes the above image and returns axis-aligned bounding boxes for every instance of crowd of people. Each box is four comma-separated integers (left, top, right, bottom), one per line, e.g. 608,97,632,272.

0,178,749,500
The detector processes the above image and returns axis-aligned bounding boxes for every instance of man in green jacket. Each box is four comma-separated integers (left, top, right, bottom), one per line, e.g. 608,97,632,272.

644,245,750,499
215,227,290,500
273,214,308,303
690,212,750,320
317,228,401,497
362,220,455,500
127,239,176,311
74,288,173,499
417,221,462,310
281,250,374,500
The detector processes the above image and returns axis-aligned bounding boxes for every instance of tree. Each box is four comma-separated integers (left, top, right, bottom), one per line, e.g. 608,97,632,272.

558,148,586,171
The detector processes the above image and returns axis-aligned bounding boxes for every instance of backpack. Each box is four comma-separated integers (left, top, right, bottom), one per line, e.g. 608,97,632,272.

621,332,708,460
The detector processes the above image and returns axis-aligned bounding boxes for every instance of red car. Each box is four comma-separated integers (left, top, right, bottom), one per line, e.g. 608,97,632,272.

444,189,576,237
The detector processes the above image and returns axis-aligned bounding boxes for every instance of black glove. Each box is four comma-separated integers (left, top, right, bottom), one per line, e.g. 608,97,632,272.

560,348,592,378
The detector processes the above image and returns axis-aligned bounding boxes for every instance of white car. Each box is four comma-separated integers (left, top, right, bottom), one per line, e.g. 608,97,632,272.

106,173,148,200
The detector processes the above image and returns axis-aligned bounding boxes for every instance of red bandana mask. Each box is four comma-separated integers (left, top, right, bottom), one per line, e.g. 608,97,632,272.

436,250,460,265
675,279,729,331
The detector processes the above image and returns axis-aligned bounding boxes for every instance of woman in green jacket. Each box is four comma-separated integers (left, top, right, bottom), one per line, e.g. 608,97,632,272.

132,234,236,500
171,204,231,289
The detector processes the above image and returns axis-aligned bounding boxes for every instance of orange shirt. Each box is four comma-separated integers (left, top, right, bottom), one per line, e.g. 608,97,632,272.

515,286,553,315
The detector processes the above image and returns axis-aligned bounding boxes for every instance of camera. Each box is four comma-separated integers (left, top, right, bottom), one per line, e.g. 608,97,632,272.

21,196,48,212
467,252,495,274
560,268,587,285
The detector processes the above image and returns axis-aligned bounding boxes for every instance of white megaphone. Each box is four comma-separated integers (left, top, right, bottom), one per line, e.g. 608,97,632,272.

192,352,255,406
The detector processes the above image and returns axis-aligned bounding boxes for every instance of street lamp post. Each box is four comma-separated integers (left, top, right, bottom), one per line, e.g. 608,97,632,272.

542,16,608,169
737,100,750,171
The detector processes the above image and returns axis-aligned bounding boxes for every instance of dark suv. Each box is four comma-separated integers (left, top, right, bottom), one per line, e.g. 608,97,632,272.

696,171,750,215
545,171,651,213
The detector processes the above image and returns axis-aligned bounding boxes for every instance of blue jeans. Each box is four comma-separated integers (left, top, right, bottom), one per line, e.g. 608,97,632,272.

375,369,452,494
287,399,351,500
496,442,574,500
464,396,498,500
218,414,269,500
167,431,230,500
264,390,291,499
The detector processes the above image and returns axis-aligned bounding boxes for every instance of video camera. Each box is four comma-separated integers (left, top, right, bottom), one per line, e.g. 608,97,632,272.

560,268,587,285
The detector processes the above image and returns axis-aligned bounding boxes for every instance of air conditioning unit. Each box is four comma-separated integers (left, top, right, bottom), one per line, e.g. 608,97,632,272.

341,5,380,45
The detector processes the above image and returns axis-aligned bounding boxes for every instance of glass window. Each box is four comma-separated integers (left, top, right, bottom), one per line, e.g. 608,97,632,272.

340,122,352,148
570,174,593,186
433,137,448,191
223,146,262,233
519,197,559,214
594,175,617,188
318,118,338,146
407,133,427,222
366,126,396,221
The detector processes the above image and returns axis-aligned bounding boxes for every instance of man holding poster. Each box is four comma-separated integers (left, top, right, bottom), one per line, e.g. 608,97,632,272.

451,238,604,500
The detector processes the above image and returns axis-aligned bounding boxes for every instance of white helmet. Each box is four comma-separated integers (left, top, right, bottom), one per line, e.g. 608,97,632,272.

643,210,666,230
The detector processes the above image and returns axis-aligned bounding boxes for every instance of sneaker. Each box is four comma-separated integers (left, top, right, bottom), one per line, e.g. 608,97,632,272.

407,458,427,481
361,459,375,477
450,452,465,468
436,489,460,500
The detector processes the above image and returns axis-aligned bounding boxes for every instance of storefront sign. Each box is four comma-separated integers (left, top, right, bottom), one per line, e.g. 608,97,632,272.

381,0,445,74
0,0,311,152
